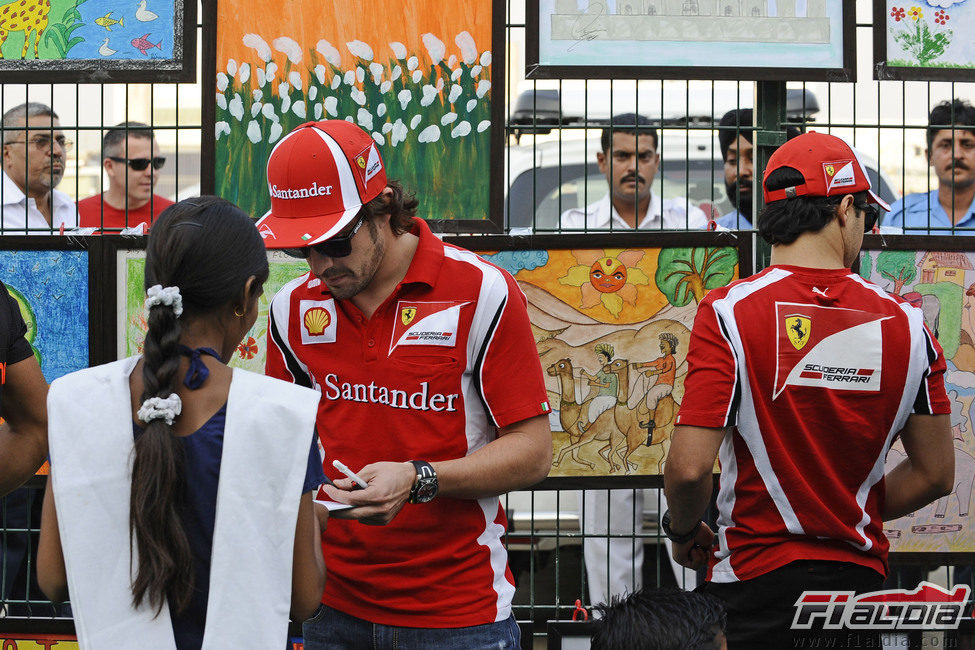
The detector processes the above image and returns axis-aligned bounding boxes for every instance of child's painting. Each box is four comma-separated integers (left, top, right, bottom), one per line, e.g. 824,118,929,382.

477,235,745,479
212,0,498,228
0,0,194,81
0,249,87,383
876,0,975,80
861,244,975,553
119,250,307,371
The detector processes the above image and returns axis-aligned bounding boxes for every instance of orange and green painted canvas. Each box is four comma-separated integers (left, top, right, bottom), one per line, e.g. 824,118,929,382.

482,246,738,477
214,0,493,222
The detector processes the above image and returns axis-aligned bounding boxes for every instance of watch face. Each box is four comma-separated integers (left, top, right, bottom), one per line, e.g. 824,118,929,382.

414,479,437,503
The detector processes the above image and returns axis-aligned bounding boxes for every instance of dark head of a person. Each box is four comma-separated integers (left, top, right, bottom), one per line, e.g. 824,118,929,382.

926,99,975,153
718,109,801,216
600,113,658,153
758,132,889,246
133,196,269,615
590,588,727,650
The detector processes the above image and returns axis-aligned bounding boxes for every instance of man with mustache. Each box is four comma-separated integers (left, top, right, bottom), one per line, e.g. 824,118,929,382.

886,99,975,234
712,109,800,230
0,103,77,234
559,113,708,230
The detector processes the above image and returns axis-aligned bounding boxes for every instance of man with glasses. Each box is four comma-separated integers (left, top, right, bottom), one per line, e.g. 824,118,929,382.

258,120,552,650
664,132,953,648
77,122,173,231
0,102,76,234
886,99,975,234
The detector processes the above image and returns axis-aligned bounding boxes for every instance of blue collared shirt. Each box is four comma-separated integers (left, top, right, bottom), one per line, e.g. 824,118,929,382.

885,190,975,234
712,209,752,230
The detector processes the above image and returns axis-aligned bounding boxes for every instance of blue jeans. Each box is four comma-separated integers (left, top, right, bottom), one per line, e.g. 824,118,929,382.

301,605,521,650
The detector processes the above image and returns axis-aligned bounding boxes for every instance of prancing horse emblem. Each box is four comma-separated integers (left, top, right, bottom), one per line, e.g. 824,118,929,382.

786,315,811,351
401,307,417,326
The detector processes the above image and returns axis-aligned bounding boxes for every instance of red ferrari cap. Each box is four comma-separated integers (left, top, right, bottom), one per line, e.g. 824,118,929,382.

256,120,387,248
762,131,890,211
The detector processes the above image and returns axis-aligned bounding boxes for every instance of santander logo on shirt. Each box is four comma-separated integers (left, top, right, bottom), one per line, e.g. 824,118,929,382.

773,302,890,399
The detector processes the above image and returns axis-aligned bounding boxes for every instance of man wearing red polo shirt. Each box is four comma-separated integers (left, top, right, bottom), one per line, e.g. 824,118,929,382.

258,120,552,650
664,132,954,648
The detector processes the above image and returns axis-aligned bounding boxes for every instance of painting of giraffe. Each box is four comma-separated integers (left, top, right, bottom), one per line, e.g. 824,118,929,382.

0,0,51,59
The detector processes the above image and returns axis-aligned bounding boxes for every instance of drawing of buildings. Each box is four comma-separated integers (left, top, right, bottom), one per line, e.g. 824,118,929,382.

551,0,830,44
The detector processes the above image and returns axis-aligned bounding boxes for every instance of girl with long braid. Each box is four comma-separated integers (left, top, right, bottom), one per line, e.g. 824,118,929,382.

37,197,326,649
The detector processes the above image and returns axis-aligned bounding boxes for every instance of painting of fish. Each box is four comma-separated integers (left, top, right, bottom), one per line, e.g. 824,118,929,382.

130,33,161,55
94,11,123,31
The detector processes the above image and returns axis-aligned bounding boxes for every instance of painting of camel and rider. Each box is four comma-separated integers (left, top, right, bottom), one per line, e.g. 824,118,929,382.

478,235,746,482
0,0,192,81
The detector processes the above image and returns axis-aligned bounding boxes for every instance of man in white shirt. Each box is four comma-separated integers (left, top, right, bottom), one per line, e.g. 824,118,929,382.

560,113,708,231
561,114,702,608
1,103,77,235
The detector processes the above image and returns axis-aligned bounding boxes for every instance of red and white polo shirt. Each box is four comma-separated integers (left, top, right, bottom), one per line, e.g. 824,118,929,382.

677,265,949,584
266,217,551,627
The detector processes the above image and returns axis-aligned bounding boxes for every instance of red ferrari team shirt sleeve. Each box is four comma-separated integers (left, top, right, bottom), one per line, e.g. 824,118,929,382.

478,271,551,428
675,294,739,429
914,324,950,416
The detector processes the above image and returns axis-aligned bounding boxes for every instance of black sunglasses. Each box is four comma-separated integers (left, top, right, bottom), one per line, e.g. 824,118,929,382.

854,201,880,233
108,156,166,171
284,212,366,259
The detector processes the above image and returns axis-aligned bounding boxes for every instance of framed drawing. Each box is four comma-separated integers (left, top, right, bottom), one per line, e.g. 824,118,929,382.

874,0,975,81
860,234,975,559
0,0,196,83
202,0,504,232
450,231,750,487
0,237,91,383
114,240,308,372
526,0,855,81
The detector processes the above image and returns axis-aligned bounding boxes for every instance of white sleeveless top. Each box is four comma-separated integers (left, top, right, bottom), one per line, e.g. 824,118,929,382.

47,356,320,649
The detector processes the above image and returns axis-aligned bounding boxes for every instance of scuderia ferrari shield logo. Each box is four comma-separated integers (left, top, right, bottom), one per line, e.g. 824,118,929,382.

786,314,811,350
389,300,470,354
401,307,417,326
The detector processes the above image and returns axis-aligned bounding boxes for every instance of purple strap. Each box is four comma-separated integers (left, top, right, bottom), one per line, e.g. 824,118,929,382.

178,345,223,390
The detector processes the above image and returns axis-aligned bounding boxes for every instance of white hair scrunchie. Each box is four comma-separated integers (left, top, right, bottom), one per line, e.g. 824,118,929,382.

145,285,183,317
137,393,183,426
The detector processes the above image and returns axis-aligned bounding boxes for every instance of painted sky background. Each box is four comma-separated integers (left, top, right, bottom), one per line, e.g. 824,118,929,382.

217,0,492,72
0,250,88,383
537,0,846,70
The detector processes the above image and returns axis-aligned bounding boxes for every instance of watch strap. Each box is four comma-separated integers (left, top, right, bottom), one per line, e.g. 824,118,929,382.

408,460,437,504
661,509,702,544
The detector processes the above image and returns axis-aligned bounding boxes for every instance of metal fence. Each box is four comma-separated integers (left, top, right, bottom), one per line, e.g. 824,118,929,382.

1,0,975,648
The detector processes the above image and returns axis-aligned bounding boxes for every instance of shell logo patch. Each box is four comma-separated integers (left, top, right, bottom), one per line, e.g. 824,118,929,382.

786,314,811,350
299,299,337,344
304,307,331,335
389,300,469,354
401,307,417,326
823,160,856,193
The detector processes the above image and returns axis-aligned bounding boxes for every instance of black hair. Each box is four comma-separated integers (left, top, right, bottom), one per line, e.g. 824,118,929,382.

131,196,269,614
718,108,801,161
927,99,975,153
103,121,154,157
758,166,868,245
600,113,658,152
590,588,726,650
